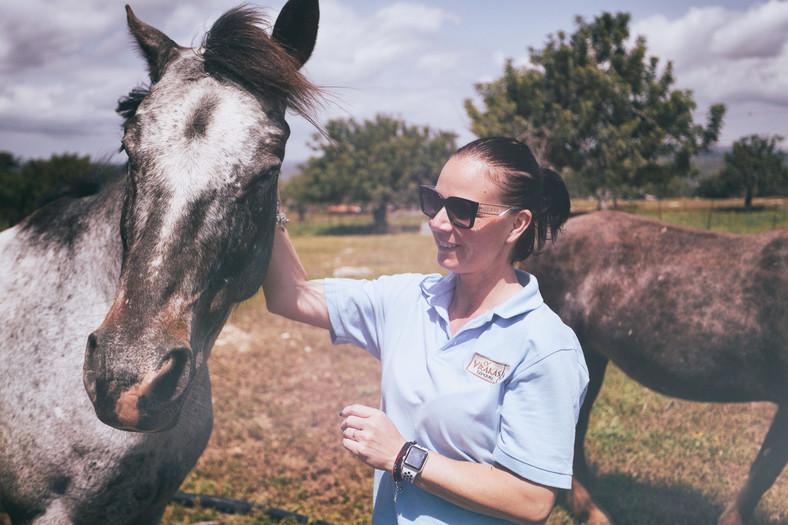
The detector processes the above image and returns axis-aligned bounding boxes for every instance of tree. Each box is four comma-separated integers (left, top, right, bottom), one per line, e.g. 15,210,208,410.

706,135,788,210
0,152,23,229
465,12,725,208
284,115,457,231
0,152,116,229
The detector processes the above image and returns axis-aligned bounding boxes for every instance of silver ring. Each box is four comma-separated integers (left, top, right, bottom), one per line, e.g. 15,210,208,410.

352,429,357,440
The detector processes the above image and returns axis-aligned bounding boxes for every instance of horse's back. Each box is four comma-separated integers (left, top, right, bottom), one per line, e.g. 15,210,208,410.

524,210,788,402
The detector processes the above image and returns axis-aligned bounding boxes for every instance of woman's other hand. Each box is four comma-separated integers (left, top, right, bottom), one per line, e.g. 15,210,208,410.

340,404,406,472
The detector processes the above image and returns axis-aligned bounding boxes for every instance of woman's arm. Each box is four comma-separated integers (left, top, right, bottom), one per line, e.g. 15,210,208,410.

262,226,332,330
416,453,557,524
339,404,557,525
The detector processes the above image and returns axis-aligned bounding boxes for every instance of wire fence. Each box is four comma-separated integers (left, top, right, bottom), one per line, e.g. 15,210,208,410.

572,197,788,234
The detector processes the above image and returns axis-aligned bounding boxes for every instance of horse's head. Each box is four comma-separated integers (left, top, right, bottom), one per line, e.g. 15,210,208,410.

83,0,321,432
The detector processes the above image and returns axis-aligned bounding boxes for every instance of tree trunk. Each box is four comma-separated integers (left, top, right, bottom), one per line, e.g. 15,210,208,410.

745,184,753,212
373,204,388,233
595,188,612,211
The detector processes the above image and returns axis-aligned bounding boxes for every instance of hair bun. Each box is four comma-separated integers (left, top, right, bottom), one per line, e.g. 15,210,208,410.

538,167,570,242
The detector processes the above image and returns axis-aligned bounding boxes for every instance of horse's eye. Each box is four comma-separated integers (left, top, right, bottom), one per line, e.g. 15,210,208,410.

262,166,280,180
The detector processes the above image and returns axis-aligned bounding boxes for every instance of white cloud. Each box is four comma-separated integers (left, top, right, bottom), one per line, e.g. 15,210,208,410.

632,0,788,142
710,0,788,59
0,0,120,73
307,0,456,84
3,0,787,160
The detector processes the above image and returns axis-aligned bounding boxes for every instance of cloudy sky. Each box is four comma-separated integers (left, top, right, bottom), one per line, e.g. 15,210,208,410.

1,0,787,168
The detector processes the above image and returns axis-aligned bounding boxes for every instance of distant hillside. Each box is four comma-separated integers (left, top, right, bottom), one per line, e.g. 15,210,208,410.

694,149,726,177
281,160,302,182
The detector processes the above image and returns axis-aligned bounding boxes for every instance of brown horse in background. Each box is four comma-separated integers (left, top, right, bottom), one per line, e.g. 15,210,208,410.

523,210,788,525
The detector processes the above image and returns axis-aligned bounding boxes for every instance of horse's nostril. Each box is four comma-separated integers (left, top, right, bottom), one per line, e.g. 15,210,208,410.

112,347,191,431
148,348,191,403
85,333,98,366
83,333,101,403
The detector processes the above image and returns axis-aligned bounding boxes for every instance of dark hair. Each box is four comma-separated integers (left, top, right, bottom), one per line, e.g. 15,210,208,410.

453,137,570,262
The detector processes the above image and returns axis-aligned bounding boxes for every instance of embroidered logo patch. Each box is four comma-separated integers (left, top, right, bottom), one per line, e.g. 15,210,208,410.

466,353,510,384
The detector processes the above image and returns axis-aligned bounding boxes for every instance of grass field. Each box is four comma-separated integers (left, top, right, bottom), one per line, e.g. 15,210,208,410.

3,199,786,525
153,198,788,525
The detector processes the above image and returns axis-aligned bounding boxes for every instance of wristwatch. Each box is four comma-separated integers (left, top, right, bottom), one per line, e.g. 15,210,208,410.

401,444,429,483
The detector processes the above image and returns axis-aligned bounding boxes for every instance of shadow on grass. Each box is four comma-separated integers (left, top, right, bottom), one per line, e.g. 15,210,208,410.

556,473,783,525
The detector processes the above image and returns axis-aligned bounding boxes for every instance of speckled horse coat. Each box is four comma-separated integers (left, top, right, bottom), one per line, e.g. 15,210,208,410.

0,1,320,523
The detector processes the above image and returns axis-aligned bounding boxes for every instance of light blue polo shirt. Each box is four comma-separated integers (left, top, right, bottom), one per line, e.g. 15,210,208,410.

325,270,588,524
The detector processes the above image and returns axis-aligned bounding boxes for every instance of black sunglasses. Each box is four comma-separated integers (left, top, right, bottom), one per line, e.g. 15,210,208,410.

418,185,520,229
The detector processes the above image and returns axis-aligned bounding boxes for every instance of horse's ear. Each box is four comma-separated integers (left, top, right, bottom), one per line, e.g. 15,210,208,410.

272,0,319,68
125,5,183,83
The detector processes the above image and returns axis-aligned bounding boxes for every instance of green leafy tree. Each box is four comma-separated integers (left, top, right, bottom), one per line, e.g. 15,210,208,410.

465,12,725,208
0,152,116,228
285,115,457,231
0,152,23,229
701,135,788,210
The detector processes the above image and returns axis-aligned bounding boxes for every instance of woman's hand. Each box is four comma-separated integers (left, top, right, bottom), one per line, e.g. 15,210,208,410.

339,404,556,524
339,404,406,472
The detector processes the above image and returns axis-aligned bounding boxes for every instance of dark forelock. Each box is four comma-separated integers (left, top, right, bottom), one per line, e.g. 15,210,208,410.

117,5,323,127
202,5,322,121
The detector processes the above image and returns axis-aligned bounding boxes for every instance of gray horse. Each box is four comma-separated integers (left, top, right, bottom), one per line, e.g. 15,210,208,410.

0,1,321,523
523,210,787,525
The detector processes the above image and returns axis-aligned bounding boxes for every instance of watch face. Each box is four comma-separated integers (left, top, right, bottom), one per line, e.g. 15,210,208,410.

404,446,428,470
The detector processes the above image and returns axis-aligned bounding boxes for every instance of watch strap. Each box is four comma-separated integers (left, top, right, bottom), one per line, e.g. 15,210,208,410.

401,463,419,483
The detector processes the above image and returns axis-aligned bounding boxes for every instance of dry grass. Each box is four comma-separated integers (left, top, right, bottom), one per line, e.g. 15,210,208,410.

160,207,788,525
165,335,788,522
162,232,441,525
174,313,380,524
550,366,788,525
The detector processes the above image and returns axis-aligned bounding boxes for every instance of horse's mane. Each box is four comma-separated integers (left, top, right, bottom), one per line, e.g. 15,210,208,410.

117,5,323,127
117,86,149,123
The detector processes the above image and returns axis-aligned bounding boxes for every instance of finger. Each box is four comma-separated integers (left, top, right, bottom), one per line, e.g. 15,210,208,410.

342,430,366,451
340,415,365,432
341,427,359,441
342,435,358,453
339,404,377,418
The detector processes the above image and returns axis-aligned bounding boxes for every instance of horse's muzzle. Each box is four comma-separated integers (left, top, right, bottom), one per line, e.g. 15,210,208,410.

83,332,193,432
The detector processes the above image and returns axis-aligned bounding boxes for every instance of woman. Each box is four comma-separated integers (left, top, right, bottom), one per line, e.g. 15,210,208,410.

263,137,589,524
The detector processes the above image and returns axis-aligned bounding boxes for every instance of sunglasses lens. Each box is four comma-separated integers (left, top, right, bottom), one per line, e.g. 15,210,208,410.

419,186,477,229
419,186,443,217
445,197,476,229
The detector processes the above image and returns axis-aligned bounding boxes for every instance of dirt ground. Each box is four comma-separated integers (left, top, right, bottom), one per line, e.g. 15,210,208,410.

168,295,788,525
175,299,382,524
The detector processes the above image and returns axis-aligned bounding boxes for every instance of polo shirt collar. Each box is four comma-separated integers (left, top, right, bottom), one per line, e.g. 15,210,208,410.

421,270,544,327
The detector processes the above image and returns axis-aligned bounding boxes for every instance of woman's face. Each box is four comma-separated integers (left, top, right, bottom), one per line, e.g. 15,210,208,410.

429,156,527,277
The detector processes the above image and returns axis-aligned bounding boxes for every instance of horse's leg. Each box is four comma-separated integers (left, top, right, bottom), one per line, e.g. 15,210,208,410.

719,404,788,525
567,350,613,525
